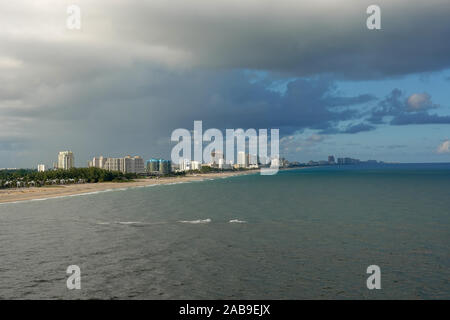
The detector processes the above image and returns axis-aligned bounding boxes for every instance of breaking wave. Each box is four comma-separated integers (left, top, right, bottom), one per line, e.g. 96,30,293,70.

229,219,247,223
179,218,211,224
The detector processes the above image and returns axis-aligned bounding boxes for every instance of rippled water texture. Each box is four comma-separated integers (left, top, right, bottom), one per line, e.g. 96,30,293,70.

0,163,449,299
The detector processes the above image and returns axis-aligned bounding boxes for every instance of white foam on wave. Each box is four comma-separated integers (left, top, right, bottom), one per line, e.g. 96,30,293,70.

229,219,247,223
165,181,187,186
96,221,171,226
63,189,115,198
179,218,211,224
30,197,51,201
115,221,145,225
0,200,32,205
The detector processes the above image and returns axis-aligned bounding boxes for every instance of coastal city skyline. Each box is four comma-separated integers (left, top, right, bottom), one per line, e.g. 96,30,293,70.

26,149,385,173
2,142,446,170
2,149,395,171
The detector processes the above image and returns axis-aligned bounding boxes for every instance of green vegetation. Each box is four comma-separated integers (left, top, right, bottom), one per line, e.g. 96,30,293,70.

199,166,220,173
0,168,137,189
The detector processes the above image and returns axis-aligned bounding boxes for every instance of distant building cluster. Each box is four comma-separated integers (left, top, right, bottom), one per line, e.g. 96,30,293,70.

36,150,284,173
32,150,383,175
296,155,382,167
337,157,361,165
174,151,280,172
36,151,174,176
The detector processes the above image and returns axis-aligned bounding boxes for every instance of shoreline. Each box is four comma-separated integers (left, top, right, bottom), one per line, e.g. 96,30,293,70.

0,170,259,204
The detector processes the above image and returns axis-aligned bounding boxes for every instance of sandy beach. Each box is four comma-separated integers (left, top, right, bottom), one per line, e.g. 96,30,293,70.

0,170,259,204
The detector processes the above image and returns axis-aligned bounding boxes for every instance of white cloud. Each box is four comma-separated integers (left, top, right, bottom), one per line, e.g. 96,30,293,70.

437,140,450,154
406,93,438,112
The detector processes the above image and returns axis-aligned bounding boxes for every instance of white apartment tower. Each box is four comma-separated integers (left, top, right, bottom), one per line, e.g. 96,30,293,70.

57,151,74,170
123,155,145,174
179,159,191,171
91,155,145,174
88,156,107,169
237,151,248,168
191,160,201,170
210,151,224,166
270,157,280,168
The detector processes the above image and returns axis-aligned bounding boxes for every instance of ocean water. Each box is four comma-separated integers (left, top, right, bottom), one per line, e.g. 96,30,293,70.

0,163,449,299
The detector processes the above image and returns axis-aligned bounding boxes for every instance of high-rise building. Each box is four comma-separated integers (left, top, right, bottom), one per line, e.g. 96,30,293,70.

248,154,258,166
89,156,107,169
210,151,224,166
103,157,122,172
57,151,74,169
179,159,191,171
95,155,144,174
270,157,280,168
159,159,171,175
146,158,160,173
146,158,171,175
37,164,46,172
237,151,248,168
328,155,336,165
191,160,201,170
218,158,225,169
123,155,145,174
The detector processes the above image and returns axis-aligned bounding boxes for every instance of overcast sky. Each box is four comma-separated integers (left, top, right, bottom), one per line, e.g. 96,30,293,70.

1,0,450,167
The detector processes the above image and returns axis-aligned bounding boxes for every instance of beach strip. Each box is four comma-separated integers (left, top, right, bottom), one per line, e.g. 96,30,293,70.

0,170,258,204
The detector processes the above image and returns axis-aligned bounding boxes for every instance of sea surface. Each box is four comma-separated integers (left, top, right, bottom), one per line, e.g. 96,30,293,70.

0,163,449,299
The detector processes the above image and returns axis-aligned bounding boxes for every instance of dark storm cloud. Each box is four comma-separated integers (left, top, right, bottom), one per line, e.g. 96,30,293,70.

1,0,450,166
324,94,376,108
391,113,450,125
4,1,450,80
99,0,450,79
318,121,376,135
0,137,28,151
368,89,404,124
0,63,375,166
116,70,368,136
341,123,376,134
367,89,450,126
